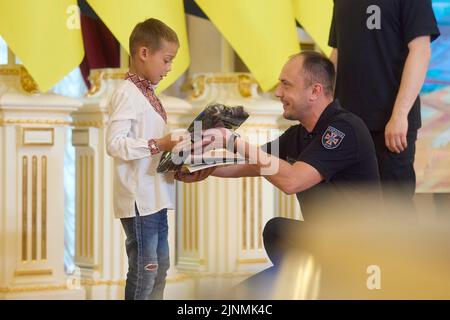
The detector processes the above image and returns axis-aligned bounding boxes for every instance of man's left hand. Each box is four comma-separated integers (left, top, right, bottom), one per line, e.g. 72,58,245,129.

174,167,216,183
385,115,408,153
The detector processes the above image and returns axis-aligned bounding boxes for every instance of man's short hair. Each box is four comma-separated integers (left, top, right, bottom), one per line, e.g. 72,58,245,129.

291,51,336,97
129,18,179,56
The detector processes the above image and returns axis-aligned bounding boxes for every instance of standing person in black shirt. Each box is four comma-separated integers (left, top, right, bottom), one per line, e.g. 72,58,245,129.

175,52,381,297
328,0,440,210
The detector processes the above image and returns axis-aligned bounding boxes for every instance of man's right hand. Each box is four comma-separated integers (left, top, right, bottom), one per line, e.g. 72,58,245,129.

174,167,216,183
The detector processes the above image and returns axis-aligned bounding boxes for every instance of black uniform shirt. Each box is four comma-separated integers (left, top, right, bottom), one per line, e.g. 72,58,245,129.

264,100,381,220
329,0,440,131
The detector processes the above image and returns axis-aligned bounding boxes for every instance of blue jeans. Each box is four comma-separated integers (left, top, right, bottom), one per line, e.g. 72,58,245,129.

120,205,170,300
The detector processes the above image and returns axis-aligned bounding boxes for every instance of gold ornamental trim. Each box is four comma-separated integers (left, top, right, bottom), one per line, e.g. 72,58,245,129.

237,74,253,98
41,156,47,260
0,283,68,293
0,68,20,76
237,258,268,264
0,66,39,94
191,75,205,99
21,156,28,262
22,127,54,146
190,74,257,99
14,269,53,277
86,71,102,97
31,156,37,261
86,70,126,97
81,279,126,286
0,118,72,126
72,120,104,128
19,66,39,94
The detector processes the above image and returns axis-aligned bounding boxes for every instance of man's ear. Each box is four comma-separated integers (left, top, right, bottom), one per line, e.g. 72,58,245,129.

310,84,322,101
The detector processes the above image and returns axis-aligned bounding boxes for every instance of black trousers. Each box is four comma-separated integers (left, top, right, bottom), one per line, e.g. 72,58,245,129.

231,217,320,299
370,130,417,200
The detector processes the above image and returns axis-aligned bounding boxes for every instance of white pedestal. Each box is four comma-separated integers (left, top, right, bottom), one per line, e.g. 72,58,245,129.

0,66,84,299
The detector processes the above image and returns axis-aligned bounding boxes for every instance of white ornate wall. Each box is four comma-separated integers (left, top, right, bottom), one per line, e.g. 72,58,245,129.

0,66,84,299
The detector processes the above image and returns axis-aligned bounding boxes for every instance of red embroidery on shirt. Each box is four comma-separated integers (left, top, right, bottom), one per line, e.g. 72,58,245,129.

125,72,167,123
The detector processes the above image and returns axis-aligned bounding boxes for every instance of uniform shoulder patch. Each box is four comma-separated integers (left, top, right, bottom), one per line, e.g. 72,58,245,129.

322,126,345,149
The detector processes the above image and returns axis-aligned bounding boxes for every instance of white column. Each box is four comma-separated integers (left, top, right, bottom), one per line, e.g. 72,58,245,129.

0,66,84,299
72,68,194,299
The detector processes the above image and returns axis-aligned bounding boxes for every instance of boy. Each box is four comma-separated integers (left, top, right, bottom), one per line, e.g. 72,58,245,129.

106,18,181,300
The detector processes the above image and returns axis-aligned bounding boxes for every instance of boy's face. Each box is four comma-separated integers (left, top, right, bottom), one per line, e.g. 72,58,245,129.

140,39,179,85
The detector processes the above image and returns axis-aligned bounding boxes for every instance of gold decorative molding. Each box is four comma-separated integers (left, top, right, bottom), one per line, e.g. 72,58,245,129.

0,66,39,93
0,68,20,76
258,177,263,249
83,155,88,257
89,155,94,258
237,258,268,264
0,274,197,292
19,66,40,94
242,178,247,250
0,118,71,126
66,274,191,286
22,156,28,262
238,74,254,98
206,75,239,84
75,154,94,259
31,156,37,261
0,283,68,293
72,120,104,128
86,70,103,97
188,184,192,252
189,74,257,99
22,127,54,146
81,279,126,286
41,156,47,260
190,75,205,99
182,184,187,251
86,70,126,97
250,177,255,250
14,269,53,277
76,155,81,258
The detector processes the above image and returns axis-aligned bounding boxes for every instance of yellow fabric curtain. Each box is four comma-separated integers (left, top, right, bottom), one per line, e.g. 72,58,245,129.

195,0,300,92
0,0,84,92
292,0,334,56
87,0,189,93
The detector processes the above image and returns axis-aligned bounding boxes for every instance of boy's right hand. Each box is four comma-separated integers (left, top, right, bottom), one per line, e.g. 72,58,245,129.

174,167,216,183
156,130,190,152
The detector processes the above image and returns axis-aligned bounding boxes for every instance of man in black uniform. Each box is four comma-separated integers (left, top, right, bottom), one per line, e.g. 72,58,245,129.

329,0,440,210
176,52,381,296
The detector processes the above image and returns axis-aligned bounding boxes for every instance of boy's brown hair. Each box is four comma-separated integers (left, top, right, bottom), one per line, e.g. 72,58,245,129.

129,18,179,56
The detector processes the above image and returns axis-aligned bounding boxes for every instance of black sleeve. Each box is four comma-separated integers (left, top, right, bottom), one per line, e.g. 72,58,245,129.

261,126,298,161
328,1,337,48
401,0,440,45
298,120,358,182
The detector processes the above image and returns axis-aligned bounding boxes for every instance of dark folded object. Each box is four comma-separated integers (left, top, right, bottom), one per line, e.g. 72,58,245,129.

156,103,249,173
